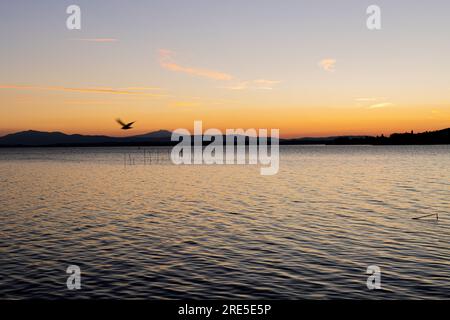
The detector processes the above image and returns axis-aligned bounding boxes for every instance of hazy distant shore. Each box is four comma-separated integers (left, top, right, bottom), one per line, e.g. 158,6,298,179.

0,128,448,147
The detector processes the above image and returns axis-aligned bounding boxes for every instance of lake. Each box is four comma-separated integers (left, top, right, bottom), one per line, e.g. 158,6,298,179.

0,145,449,299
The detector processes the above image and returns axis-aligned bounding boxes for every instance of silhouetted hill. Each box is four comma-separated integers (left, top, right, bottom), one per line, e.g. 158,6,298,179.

0,130,117,145
327,128,450,145
387,128,450,144
0,128,448,147
128,130,172,140
282,135,371,145
0,130,173,147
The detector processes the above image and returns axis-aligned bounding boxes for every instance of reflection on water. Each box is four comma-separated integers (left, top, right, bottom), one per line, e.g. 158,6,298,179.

0,146,449,299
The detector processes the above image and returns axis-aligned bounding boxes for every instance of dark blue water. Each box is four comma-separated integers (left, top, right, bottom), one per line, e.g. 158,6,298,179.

0,146,449,299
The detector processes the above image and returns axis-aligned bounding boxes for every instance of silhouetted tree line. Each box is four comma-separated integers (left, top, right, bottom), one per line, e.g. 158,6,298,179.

327,128,450,145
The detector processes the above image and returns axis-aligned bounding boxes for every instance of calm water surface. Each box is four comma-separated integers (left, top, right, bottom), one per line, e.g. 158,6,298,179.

0,146,449,299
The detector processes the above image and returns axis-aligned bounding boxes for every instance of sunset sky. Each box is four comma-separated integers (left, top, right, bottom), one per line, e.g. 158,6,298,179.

1,0,449,137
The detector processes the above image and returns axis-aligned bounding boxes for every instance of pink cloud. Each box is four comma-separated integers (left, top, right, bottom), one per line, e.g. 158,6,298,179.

159,49,233,81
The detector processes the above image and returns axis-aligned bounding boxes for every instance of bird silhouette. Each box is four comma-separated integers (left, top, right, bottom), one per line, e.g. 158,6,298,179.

116,118,135,130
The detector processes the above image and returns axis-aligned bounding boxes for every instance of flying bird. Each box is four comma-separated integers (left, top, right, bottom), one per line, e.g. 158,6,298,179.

116,118,135,130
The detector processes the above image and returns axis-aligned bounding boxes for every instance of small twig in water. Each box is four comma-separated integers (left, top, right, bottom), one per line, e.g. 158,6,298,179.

412,213,439,220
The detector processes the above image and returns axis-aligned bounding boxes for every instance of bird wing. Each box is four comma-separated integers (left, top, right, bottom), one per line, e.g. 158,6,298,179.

116,118,126,126
127,121,135,126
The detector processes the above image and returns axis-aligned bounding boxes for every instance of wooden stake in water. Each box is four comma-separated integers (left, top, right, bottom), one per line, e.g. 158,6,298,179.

412,213,439,220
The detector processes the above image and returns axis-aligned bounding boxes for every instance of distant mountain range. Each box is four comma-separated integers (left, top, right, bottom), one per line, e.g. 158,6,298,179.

0,128,448,147
0,130,173,147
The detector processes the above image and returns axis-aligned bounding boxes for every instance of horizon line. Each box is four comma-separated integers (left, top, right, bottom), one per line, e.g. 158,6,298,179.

1,126,448,140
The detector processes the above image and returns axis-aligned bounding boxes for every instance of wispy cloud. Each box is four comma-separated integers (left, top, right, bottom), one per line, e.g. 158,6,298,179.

368,102,395,109
120,87,164,91
354,97,394,109
159,49,233,81
221,82,249,90
70,38,119,42
222,79,281,91
0,85,166,97
158,49,281,91
319,59,336,72
252,79,282,90
64,100,123,105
